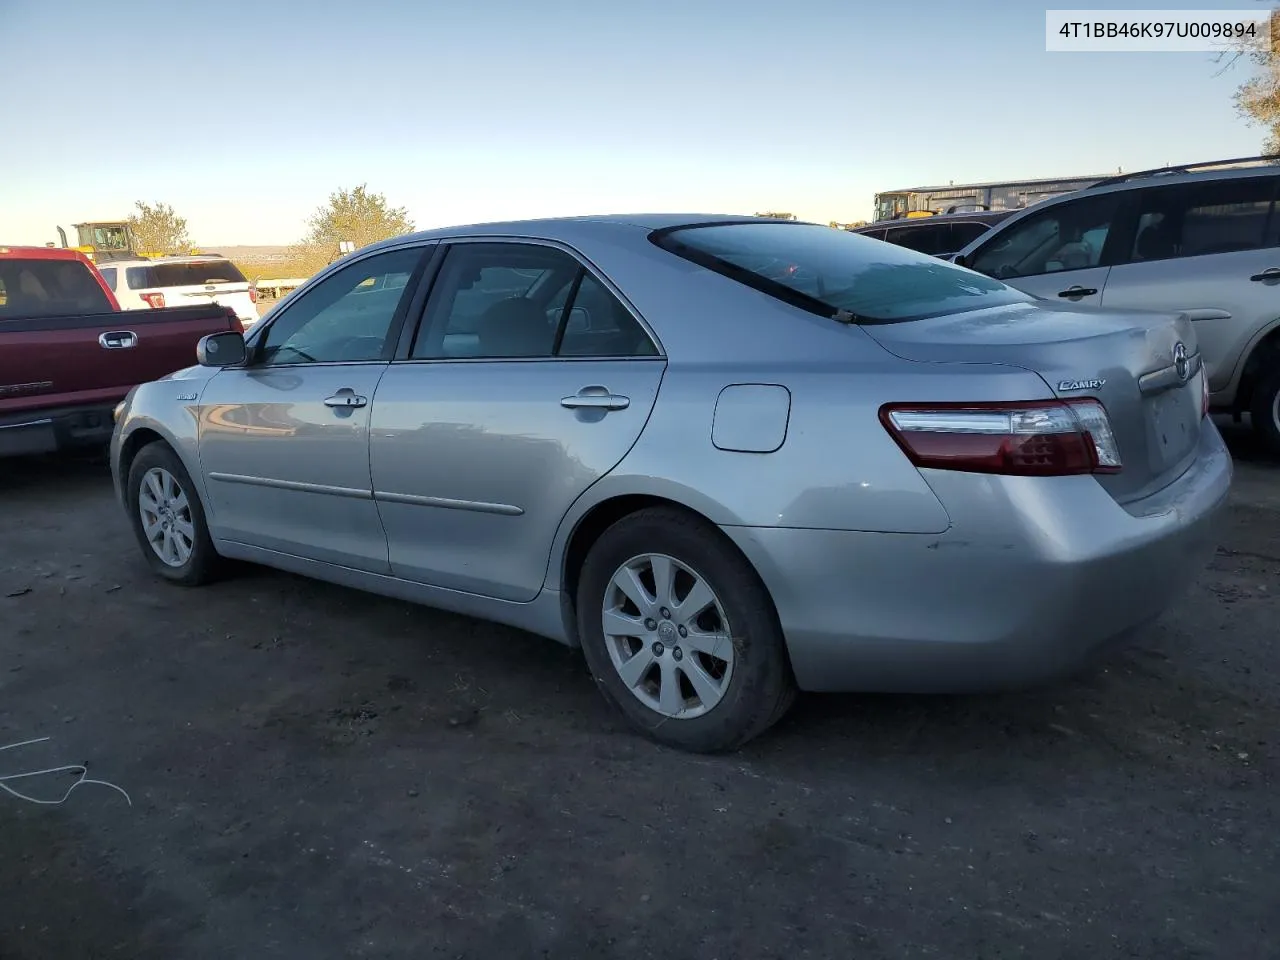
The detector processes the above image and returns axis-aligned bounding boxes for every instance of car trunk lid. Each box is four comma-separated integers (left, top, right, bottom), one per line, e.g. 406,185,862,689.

862,299,1206,503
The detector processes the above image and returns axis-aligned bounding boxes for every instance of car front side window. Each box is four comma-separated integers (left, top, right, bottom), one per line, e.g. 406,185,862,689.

969,193,1123,280
255,247,424,366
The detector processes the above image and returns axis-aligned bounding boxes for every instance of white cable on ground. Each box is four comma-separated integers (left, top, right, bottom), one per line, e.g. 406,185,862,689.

0,737,132,807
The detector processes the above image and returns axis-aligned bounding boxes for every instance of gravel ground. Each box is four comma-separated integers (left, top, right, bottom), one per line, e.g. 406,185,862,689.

0,420,1277,960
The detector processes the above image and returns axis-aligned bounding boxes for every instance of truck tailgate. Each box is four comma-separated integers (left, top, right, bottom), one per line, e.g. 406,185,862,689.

0,305,236,417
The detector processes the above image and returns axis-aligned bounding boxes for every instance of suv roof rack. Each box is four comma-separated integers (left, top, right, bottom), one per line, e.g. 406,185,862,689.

1088,154,1280,189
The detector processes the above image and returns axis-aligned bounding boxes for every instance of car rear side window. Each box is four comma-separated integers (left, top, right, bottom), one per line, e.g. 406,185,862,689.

0,258,113,317
1128,177,1278,262
98,267,118,290
885,223,948,255
652,221,1027,323
950,222,992,249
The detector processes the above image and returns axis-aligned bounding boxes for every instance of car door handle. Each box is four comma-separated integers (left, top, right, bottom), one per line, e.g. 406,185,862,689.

561,389,630,411
1249,268,1280,282
98,330,138,349
1057,286,1097,298
324,393,367,408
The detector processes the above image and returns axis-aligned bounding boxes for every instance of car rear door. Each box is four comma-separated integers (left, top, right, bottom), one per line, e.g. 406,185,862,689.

1095,174,1280,396
368,239,666,602
962,190,1129,307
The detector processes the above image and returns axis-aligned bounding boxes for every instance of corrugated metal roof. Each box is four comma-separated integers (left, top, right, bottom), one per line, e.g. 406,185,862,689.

877,175,1112,194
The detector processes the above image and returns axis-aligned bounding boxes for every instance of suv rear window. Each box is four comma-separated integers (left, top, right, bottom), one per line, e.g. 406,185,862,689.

0,258,113,317
126,260,247,289
653,221,1028,323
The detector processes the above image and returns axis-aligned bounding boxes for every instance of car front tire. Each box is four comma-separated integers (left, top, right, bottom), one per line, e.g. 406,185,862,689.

576,507,796,753
1251,365,1280,457
126,441,222,586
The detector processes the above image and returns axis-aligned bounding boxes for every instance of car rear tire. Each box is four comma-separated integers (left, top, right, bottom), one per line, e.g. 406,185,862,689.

126,442,222,586
576,507,796,753
1250,365,1280,457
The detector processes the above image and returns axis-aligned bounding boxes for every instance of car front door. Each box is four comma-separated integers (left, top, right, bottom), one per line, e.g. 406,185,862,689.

197,244,430,573
1095,174,1280,396
963,190,1128,307
368,240,666,602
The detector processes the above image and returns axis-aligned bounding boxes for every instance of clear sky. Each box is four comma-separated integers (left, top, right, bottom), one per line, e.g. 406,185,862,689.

0,0,1268,245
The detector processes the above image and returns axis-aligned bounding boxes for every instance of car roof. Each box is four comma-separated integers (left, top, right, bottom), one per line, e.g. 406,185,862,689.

955,164,1280,258
360,213,794,253
0,245,96,262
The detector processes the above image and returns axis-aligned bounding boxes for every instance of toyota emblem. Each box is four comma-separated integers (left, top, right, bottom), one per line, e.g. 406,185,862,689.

1172,342,1189,382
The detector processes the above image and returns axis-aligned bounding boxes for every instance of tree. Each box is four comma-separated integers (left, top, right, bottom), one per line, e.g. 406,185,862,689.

303,184,415,256
1225,8,1280,153
128,201,190,255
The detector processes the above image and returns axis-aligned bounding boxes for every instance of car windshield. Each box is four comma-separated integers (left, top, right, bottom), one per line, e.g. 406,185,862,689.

131,260,248,289
653,221,1030,324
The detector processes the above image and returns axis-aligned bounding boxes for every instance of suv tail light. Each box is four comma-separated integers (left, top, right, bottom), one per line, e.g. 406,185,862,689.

248,286,258,304
140,292,166,308
881,399,1122,477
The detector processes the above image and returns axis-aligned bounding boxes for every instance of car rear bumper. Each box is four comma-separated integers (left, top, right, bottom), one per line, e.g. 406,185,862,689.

0,404,118,459
721,420,1233,693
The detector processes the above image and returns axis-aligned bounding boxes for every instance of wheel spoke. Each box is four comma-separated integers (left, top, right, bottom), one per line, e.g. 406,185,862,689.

648,555,675,609
680,658,724,708
682,627,731,661
657,658,685,716
171,491,190,514
145,472,164,503
612,565,654,614
603,608,646,639
674,577,716,623
142,516,164,542
616,647,655,687
173,518,195,544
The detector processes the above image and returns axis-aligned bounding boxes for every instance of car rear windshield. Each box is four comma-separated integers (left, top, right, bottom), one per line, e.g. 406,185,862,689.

0,258,113,317
126,260,247,290
651,221,1029,323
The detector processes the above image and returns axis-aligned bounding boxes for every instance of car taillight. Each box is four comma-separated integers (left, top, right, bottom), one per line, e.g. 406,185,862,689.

140,292,165,308
248,287,258,304
880,399,1123,477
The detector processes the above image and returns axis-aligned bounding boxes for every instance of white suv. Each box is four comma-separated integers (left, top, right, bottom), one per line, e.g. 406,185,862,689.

955,155,1280,454
98,255,258,328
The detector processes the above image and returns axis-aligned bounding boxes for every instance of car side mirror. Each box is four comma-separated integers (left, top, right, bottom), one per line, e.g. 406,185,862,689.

196,331,247,367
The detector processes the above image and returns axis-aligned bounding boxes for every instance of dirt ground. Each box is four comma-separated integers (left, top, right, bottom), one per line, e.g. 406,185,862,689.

1,420,1277,960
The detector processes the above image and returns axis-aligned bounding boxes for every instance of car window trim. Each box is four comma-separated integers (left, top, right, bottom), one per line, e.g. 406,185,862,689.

241,240,437,369
394,236,666,363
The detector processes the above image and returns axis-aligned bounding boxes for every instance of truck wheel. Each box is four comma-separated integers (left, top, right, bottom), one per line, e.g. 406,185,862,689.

1250,365,1280,457
575,507,796,753
126,442,222,586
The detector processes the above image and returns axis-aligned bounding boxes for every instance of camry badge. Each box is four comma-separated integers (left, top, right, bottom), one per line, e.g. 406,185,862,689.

1057,378,1106,391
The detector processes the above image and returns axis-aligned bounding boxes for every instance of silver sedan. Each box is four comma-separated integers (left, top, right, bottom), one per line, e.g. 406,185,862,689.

111,215,1232,752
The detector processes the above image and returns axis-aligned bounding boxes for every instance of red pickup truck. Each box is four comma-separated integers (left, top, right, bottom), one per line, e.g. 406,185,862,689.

1,245,241,458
